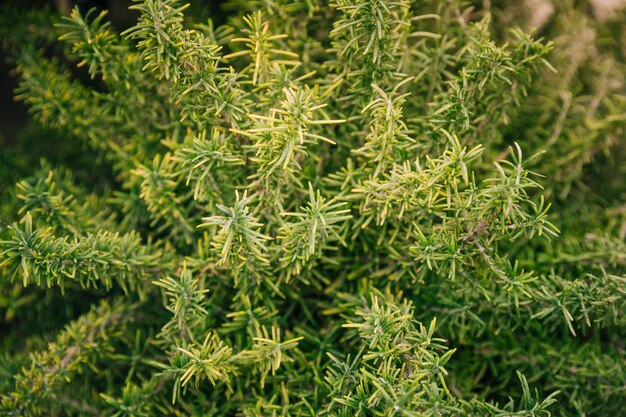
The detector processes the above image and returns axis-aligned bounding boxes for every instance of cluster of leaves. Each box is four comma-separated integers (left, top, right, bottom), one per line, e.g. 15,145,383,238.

0,0,624,416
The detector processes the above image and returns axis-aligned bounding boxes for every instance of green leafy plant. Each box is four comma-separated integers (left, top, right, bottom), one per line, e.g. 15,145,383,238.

0,0,624,416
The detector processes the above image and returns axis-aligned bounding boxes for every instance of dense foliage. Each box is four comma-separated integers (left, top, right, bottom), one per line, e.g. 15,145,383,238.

1,1,625,416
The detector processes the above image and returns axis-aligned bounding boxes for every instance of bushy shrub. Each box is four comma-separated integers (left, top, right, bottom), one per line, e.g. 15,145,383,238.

1,1,625,416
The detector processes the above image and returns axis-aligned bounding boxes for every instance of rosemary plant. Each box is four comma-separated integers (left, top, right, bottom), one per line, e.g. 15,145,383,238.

0,1,624,416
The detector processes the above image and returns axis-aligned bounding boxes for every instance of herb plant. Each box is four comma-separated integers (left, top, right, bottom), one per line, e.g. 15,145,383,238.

0,1,624,416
